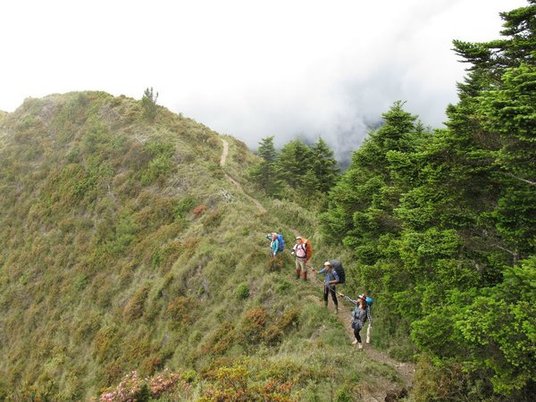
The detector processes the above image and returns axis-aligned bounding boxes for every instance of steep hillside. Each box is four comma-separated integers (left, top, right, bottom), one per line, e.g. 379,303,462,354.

0,92,405,401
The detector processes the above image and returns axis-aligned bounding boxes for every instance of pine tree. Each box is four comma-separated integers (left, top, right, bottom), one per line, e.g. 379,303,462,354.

141,87,159,122
322,102,418,247
276,139,313,189
310,138,339,193
250,136,281,196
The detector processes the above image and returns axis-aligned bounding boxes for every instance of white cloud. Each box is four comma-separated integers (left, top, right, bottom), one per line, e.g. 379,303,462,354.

0,0,528,156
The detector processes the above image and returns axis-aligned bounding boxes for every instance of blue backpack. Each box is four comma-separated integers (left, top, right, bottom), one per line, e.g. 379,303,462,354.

277,233,285,252
366,296,374,307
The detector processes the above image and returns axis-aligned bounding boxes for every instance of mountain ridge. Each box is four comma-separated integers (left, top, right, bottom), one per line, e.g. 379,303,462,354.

0,91,408,401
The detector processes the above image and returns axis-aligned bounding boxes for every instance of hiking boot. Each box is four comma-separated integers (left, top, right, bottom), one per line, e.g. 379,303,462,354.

295,269,301,279
357,342,363,350
302,271,307,281
352,339,358,345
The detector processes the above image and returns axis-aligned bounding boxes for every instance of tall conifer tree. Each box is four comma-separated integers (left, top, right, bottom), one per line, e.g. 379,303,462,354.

250,136,281,196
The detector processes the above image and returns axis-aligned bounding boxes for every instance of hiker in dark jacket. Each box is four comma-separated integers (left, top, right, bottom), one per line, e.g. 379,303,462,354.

349,294,372,349
314,261,340,313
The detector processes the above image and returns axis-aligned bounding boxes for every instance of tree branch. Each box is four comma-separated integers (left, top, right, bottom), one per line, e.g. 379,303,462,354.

504,172,536,186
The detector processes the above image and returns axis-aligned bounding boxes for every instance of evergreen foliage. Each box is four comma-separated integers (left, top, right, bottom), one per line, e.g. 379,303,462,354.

251,136,340,205
249,136,281,196
141,87,159,122
323,2,536,399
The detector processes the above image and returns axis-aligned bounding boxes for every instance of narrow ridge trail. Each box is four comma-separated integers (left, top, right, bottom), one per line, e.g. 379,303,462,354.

220,136,414,399
220,138,267,214
309,270,415,399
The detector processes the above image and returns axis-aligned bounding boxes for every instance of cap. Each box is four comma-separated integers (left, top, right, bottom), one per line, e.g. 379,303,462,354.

324,261,332,266
295,236,302,240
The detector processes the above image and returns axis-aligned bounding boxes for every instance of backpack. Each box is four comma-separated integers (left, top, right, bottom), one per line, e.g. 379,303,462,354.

365,296,374,307
277,233,285,252
304,238,313,261
329,259,345,284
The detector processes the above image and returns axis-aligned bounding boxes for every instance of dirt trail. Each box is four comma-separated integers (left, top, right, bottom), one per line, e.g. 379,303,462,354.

309,271,415,398
220,137,229,166
220,136,414,398
220,138,266,214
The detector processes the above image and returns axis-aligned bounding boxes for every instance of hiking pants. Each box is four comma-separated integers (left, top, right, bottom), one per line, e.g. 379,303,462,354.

353,327,362,343
295,257,307,273
323,285,338,307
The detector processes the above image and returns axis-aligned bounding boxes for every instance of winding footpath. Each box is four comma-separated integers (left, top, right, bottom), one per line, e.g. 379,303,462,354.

220,138,267,214
220,137,414,399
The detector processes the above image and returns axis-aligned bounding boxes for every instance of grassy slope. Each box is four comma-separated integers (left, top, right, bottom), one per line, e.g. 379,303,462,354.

0,92,402,401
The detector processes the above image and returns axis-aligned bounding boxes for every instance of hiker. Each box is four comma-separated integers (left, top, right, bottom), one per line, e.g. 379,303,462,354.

339,291,373,344
266,232,279,257
291,236,308,280
266,230,285,257
313,261,340,313
339,293,372,349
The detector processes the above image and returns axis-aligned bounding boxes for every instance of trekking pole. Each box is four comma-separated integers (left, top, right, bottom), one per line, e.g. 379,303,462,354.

337,292,358,306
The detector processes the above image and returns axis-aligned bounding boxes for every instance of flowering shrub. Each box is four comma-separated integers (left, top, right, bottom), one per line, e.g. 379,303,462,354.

192,204,207,217
99,369,184,401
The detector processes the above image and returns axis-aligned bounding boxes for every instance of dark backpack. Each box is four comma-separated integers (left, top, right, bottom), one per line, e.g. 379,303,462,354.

330,259,345,284
277,233,285,252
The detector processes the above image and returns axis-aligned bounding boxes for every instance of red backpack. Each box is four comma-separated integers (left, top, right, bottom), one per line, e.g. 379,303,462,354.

303,238,313,262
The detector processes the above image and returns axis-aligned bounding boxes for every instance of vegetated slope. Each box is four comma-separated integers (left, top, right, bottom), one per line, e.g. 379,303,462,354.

0,92,404,401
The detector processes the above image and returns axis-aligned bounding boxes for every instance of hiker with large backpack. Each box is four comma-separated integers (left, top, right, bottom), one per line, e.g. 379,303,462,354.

291,236,308,280
266,231,285,257
266,232,279,257
313,261,340,313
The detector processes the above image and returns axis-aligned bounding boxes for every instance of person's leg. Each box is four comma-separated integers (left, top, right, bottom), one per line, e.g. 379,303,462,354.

366,322,371,343
299,259,307,280
353,327,362,344
294,259,301,279
330,287,338,312
323,286,329,307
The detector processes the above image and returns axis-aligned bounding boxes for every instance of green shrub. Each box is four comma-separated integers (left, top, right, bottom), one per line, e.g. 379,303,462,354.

174,196,197,219
141,87,159,122
235,283,250,300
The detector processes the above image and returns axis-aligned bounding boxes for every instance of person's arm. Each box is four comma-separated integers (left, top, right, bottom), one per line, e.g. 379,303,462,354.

318,268,326,275
329,271,340,285
367,307,372,325
339,293,357,305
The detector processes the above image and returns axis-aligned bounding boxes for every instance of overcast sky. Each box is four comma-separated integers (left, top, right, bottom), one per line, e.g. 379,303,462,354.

1,0,527,157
